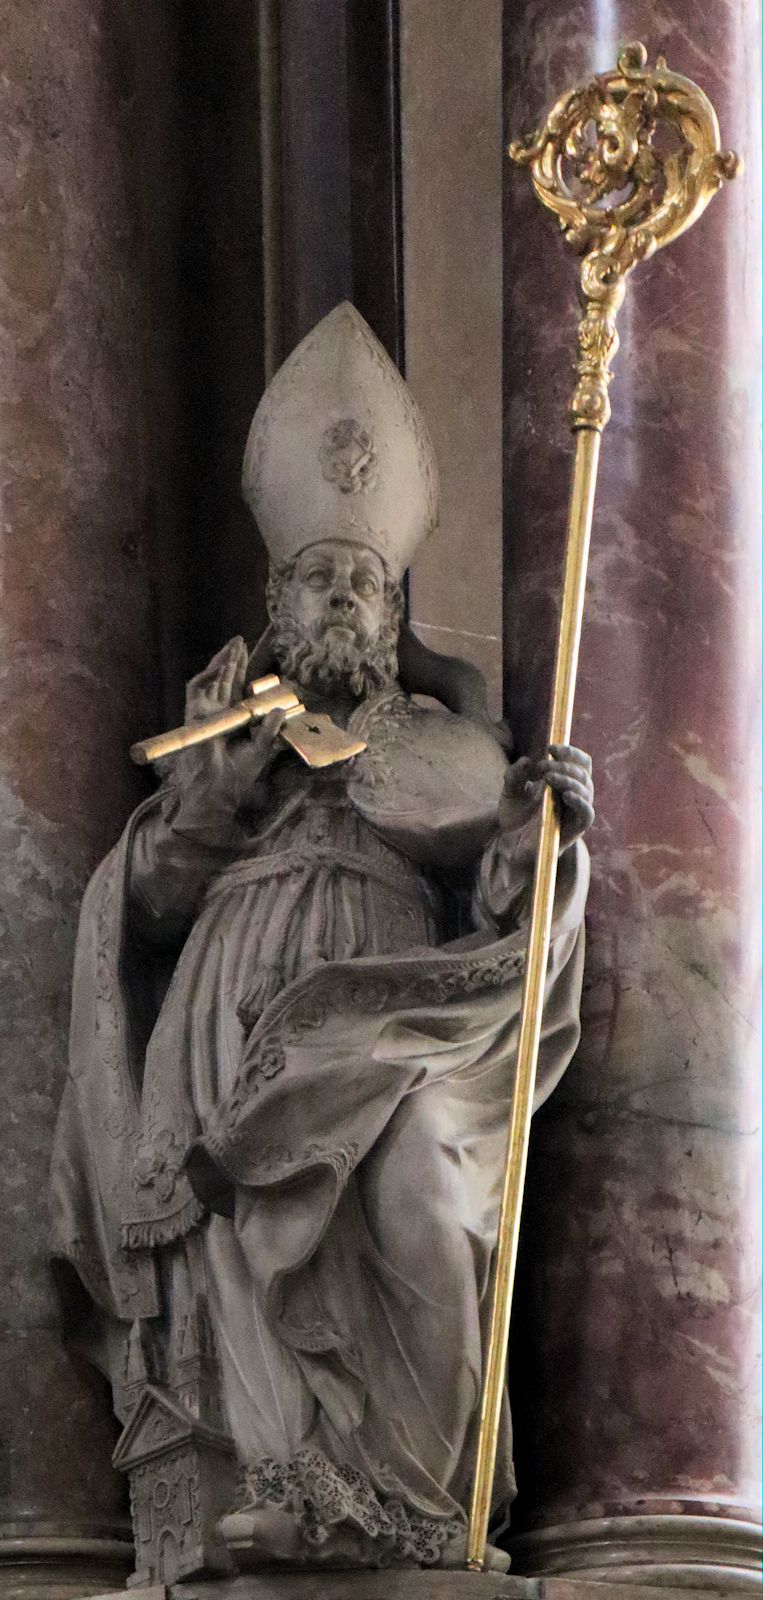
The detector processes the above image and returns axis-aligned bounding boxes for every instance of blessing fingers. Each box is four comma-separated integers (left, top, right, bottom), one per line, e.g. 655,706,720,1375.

216,637,248,706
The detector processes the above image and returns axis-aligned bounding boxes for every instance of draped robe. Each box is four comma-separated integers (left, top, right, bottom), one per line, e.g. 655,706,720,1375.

50,688,589,1566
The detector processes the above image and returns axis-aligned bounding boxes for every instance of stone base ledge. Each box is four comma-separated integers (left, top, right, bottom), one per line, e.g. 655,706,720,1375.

0,1535,133,1600
78,1571,759,1600
507,1515,762,1592
41,1511,763,1600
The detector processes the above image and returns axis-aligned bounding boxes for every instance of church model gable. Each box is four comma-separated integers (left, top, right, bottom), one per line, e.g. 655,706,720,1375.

112,1384,236,1588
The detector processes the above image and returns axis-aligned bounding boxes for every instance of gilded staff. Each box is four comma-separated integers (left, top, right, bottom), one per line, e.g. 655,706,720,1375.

466,43,739,1571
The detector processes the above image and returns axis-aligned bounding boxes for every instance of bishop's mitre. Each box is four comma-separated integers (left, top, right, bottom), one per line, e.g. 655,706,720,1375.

242,302,439,579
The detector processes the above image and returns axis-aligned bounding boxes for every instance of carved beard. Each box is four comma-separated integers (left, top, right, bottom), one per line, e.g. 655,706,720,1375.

267,566,403,699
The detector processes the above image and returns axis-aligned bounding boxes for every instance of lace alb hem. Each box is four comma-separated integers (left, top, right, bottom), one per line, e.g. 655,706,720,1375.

238,1449,463,1567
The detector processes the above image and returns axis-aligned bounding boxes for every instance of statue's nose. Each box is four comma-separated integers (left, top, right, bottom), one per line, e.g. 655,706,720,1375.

329,586,355,610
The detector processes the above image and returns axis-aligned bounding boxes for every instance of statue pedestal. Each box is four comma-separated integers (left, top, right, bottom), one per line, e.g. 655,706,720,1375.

166,1579,529,1600
83,1579,528,1600
83,1575,754,1600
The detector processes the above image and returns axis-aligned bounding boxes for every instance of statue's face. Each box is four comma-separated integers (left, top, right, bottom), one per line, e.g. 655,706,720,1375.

268,539,400,699
289,541,387,648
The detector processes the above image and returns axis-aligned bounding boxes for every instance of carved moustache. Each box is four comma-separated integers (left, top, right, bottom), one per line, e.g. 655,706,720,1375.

316,613,366,644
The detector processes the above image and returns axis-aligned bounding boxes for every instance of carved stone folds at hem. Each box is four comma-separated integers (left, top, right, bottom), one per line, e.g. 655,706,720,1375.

507,1514,763,1590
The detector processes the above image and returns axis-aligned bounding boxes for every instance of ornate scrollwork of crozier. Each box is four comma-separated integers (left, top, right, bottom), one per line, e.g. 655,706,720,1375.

510,42,740,430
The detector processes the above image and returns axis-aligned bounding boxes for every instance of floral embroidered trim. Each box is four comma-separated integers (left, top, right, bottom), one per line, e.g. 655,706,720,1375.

226,946,525,1128
134,1128,186,1204
238,1449,462,1566
120,1195,205,1252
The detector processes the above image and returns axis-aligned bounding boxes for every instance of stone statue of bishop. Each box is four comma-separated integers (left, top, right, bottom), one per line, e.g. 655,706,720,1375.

51,302,593,1571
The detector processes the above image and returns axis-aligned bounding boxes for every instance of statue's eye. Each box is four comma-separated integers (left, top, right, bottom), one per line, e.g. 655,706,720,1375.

354,575,378,598
305,568,330,589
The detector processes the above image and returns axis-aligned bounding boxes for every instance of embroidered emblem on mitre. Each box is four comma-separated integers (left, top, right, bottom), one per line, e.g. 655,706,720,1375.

319,418,377,494
241,302,439,578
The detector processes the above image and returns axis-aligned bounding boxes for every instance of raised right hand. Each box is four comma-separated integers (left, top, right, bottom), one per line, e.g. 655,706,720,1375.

174,637,286,818
184,635,249,723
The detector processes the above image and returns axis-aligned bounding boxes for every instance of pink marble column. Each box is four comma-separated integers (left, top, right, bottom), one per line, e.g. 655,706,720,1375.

502,0,762,1585
0,3,186,1594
